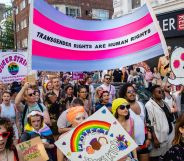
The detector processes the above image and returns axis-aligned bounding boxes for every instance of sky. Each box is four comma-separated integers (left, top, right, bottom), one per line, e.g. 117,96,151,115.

0,0,11,5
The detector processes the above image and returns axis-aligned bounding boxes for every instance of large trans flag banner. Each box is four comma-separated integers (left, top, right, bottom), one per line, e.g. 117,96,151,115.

28,0,167,71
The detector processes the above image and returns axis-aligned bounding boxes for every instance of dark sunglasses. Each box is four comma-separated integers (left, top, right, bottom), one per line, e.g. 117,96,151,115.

105,78,111,80
0,132,10,138
119,104,130,110
127,90,135,94
28,91,36,97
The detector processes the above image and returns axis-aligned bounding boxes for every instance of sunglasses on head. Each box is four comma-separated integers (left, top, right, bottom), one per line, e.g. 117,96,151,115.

119,104,130,110
0,132,10,138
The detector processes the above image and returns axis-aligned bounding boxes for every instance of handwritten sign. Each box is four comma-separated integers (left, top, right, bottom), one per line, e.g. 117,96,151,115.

55,106,137,161
16,137,49,161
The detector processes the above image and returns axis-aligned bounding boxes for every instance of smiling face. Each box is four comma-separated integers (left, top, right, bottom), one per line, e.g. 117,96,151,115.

101,91,110,104
125,86,136,102
0,125,8,152
117,104,130,117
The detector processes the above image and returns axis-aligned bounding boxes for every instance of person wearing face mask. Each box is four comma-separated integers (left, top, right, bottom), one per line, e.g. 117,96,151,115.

20,111,56,161
0,117,19,161
163,113,184,161
57,106,86,161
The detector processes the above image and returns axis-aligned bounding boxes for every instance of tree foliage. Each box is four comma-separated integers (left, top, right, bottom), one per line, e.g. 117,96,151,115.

0,16,14,50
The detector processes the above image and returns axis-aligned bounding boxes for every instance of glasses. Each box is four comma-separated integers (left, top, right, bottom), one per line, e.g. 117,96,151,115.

127,90,135,94
105,78,111,80
80,91,87,94
0,132,10,138
28,91,36,97
119,104,130,110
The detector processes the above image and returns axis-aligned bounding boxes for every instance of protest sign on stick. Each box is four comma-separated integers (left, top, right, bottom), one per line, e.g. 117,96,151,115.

16,137,49,161
55,106,137,161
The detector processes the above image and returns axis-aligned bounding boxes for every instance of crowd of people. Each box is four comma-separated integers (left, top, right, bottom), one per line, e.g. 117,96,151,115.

0,50,184,161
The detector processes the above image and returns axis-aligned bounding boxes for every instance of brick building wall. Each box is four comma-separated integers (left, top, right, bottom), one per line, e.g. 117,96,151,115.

12,0,113,50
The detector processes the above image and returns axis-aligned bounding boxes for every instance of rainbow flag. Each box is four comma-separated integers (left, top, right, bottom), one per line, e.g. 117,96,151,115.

28,0,167,71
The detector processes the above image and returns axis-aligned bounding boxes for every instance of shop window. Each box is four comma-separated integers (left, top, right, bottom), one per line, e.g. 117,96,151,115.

65,6,80,17
92,9,109,20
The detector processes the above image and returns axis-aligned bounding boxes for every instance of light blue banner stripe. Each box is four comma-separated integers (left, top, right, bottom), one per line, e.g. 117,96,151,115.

34,0,149,31
32,44,163,71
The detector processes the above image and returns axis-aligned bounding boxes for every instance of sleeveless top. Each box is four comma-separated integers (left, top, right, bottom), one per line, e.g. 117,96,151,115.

128,118,134,136
0,103,16,122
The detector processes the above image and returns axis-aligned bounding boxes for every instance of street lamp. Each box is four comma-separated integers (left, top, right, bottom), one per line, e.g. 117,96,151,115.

12,5,17,51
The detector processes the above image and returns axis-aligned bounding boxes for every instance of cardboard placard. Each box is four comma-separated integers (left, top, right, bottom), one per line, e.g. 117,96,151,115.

55,106,138,161
16,137,49,161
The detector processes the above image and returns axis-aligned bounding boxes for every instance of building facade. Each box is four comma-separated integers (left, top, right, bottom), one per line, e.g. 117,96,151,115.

113,0,184,48
12,0,113,50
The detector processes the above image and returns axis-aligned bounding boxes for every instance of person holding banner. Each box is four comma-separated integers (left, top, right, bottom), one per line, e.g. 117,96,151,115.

112,98,138,161
20,110,56,161
57,106,86,161
0,117,19,161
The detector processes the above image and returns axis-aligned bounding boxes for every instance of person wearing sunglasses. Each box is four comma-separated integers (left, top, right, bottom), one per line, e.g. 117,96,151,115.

119,83,151,161
0,117,19,161
100,74,115,104
20,110,56,161
112,98,138,161
145,85,175,161
57,106,86,161
15,82,51,131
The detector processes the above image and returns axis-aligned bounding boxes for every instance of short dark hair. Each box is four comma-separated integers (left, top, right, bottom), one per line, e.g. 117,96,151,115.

149,85,161,94
64,84,73,92
27,114,44,127
78,86,87,93
118,83,135,98
104,74,111,79
71,98,84,106
0,117,14,150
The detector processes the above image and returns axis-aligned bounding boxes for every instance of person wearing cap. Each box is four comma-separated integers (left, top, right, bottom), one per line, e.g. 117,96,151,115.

112,98,138,161
20,110,56,161
57,106,86,161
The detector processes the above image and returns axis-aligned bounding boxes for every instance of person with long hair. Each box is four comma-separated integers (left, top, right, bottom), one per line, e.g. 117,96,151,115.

0,117,19,161
163,113,184,161
112,98,138,161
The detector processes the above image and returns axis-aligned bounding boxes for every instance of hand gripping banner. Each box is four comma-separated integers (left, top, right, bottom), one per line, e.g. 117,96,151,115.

28,0,168,71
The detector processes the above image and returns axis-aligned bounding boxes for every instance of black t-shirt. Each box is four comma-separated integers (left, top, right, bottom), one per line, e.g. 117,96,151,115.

113,70,122,82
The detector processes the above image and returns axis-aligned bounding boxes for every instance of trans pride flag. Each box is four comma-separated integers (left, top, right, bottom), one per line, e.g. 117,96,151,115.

28,0,167,71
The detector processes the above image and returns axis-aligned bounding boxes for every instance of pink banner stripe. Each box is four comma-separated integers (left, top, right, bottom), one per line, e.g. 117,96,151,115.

32,34,160,60
34,9,153,41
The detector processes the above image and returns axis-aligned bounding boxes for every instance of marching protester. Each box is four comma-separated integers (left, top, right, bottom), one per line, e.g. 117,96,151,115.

163,113,184,161
100,74,116,103
20,111,56,161
0,91,19,144
15,82,51,131
119,83,151,161
145,85,175,161
112,98,138,161
0,117,19,161
57,106,86,161
95,90,112,112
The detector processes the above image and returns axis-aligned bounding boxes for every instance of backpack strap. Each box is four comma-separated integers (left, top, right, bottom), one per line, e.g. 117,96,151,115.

22,104,28,132
38,103,44,112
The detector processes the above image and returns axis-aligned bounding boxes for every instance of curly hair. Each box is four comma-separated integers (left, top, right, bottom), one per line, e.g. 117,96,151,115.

0,117,14,150
118,83,135,98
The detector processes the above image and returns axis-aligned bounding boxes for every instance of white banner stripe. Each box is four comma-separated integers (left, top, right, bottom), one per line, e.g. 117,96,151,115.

32,23,157,51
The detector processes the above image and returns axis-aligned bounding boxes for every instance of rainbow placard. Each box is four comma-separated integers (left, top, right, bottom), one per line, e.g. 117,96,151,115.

55,107,137,161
